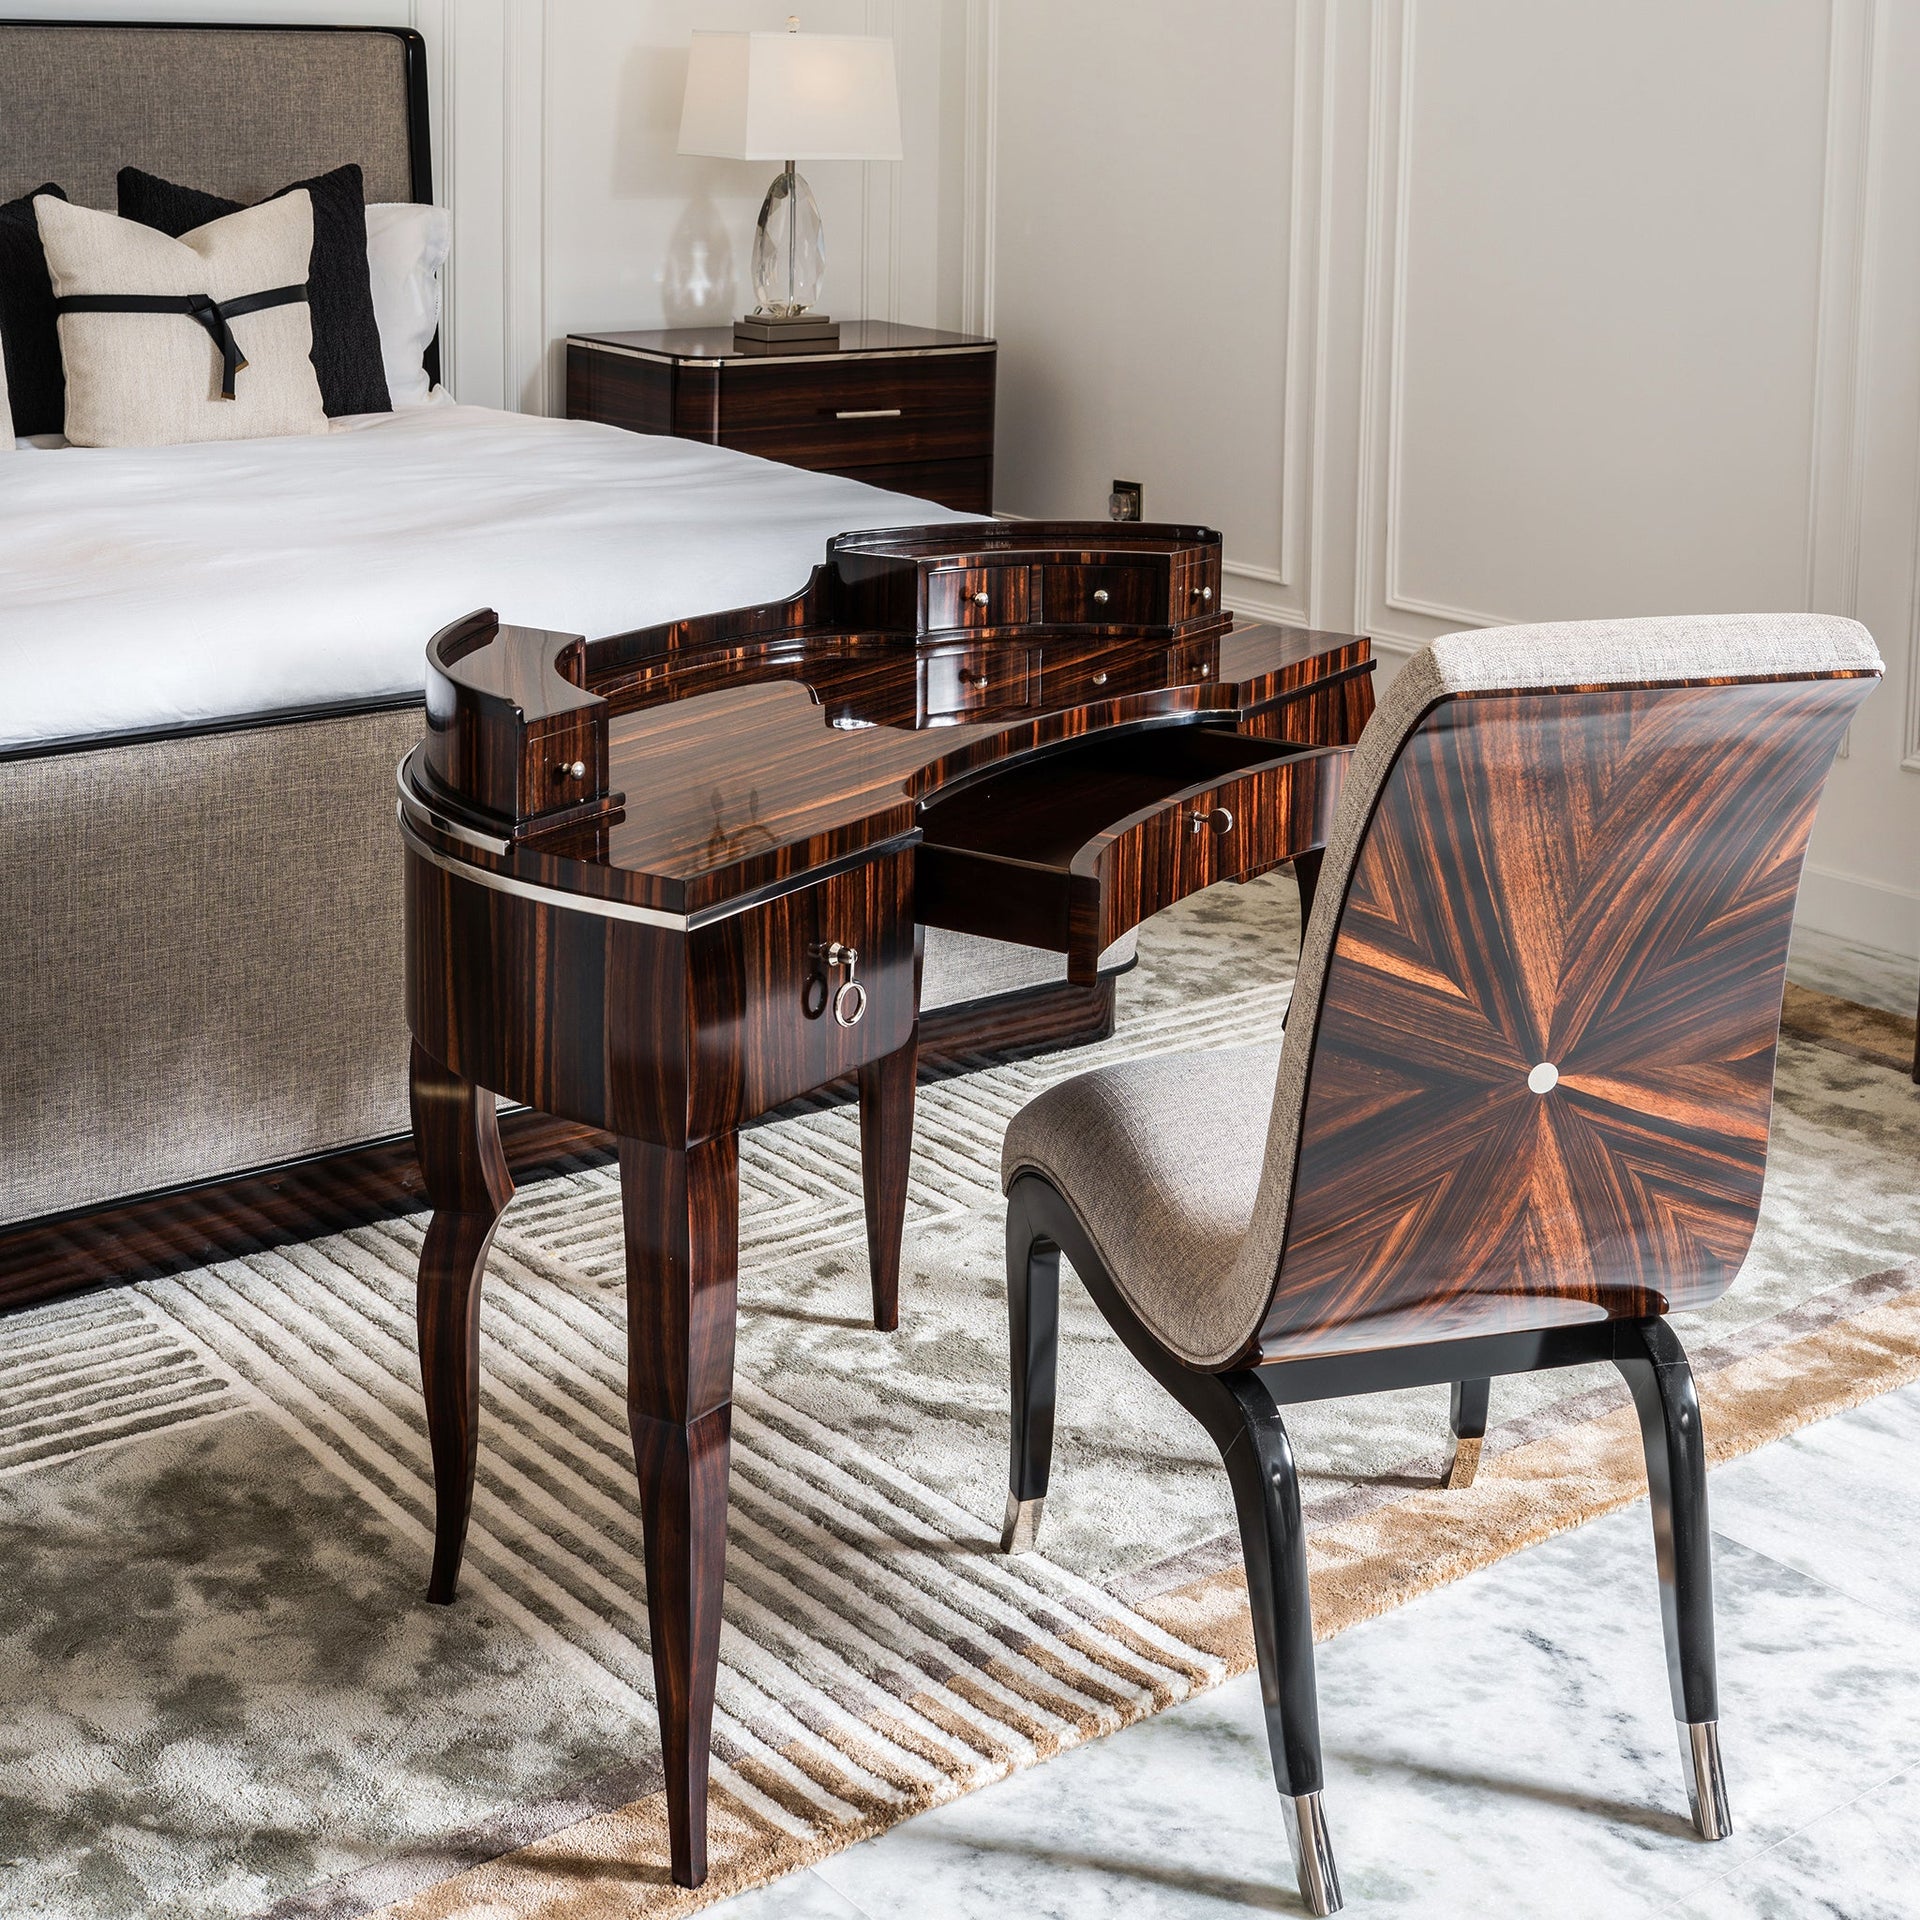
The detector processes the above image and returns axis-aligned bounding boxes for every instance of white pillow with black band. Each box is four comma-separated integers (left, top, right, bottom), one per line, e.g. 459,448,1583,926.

34,192,327,448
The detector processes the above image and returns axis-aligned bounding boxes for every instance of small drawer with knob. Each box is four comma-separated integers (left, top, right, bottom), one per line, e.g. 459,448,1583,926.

1031,561,1165,627
1171,546,1222,625
920,644,1033,721
923,564,1031,632
1039,646,1170,706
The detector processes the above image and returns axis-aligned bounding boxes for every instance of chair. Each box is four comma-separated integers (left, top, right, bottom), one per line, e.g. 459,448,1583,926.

995,614,1881,1914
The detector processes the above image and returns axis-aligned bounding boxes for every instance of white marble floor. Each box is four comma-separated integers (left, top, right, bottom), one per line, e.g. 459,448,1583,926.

710,1382,1920,1919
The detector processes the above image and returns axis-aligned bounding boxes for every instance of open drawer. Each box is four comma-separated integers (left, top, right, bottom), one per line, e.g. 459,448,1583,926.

917,723,1350,982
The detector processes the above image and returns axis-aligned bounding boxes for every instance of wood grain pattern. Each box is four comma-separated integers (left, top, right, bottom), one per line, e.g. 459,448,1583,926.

1253,675,1875,1363
619,1129,740,1889
565,328,996,513
410,1042,514,1604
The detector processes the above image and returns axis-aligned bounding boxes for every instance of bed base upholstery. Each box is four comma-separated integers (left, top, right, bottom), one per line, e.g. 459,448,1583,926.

0,707,1121,1308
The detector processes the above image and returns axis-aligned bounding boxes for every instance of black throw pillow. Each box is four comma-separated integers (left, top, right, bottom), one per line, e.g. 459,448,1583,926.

0,182,68,437
117,162,391,418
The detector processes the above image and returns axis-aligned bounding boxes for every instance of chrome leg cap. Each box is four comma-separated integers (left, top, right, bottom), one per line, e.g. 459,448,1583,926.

1679,1720,1733,1840
1440,1433,1483,1490
1000,1492,1044,1554
1284,1790,1343,1914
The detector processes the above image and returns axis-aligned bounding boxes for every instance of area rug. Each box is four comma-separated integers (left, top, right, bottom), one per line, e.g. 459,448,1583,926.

2,876,1916,1920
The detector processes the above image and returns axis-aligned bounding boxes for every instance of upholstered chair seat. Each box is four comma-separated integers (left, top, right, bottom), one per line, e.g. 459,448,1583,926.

993,613,1883,1915
1002,1043,1282,1366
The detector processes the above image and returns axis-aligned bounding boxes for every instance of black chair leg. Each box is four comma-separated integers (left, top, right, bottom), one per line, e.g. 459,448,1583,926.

1000,1200,1060,1553
997,1175,1341,1910
1613,1317,1731,1841
1209,1369,1342,1914
1442,1377,1491,1488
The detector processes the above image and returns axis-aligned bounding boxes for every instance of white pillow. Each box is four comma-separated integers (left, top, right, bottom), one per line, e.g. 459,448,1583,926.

35,193,326,448
365,202,450,406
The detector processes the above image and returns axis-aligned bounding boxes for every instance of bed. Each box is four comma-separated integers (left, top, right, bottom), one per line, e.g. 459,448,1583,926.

0,21,1113,1294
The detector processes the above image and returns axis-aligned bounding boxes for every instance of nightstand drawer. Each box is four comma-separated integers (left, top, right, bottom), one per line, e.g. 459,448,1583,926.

925,564,1031,633
717,352,994,469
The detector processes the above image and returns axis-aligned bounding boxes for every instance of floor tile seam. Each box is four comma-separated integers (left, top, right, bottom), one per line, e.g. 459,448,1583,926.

1686,1761,1917,1893
1708,1516,1920,1628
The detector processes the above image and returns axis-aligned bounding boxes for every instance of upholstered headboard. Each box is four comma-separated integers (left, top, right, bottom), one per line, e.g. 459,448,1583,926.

0,20,430,210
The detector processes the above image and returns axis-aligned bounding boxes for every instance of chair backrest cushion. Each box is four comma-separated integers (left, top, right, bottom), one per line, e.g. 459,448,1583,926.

1206,613,1881,1369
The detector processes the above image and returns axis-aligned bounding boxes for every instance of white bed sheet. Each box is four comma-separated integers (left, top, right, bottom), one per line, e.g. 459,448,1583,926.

0,403,978,752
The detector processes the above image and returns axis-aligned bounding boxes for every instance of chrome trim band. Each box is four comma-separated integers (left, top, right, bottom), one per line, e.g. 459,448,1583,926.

396,758,511,856
1284,1791,1343,1915
568,336,993,369
999,1493,1044,1554
399,811,922,931
398,811,690,930
1679,1720,1733,1840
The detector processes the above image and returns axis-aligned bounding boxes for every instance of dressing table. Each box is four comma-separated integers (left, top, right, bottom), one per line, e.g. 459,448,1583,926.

398,521,1373,1885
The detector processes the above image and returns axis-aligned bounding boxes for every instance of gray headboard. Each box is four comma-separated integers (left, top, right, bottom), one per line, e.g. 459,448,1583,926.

0,20,430,210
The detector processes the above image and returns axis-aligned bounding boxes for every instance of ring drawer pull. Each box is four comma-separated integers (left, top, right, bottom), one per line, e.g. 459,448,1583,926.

835,407,903,419
817,941,867,1026
1188,805,1234,836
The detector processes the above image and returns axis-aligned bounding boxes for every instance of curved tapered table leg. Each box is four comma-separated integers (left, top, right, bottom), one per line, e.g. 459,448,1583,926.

619,1130,741,1891
858,1027,918,1332
411,1040,514,1605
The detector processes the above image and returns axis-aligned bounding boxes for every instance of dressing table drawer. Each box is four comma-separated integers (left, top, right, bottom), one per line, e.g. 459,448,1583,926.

916,725,1349,981
924,565,1031,633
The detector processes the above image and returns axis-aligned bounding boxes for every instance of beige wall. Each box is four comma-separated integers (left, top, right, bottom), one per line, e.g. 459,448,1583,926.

992,0,1920,960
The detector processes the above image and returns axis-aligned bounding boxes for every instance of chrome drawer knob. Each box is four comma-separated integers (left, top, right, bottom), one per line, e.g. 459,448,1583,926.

557,759,586,780
1188,805,1233,836
1193,585,1213,601
1093,588,1110,605
958,666,989,685
1090,670,1109,687
973,589,991,606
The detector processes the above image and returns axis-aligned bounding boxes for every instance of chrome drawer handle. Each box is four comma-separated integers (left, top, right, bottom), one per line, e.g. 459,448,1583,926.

973,589,991,606
958,666,990,685
818,941,867,1026
1188,806,1233,836
1090,670,1109,686
1093,588,1110,605
1192,585,1213,601
835,407,903,419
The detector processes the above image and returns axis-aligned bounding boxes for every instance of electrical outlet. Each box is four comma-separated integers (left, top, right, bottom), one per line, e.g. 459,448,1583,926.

1108,479,1142,523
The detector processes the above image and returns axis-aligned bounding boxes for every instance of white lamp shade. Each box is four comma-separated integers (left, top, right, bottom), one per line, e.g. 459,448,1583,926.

677,31,903,164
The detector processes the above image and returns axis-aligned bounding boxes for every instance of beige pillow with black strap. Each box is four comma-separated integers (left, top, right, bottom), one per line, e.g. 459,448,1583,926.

35,192,327,448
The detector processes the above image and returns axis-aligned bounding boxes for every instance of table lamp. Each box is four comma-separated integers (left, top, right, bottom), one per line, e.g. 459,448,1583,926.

677,16,903,349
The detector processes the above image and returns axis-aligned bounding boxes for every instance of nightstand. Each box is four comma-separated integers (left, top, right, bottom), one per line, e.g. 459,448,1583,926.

564,322,996,513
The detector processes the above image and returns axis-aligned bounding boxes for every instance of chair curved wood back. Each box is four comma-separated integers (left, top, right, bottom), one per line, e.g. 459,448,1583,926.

1238,617,1879,1365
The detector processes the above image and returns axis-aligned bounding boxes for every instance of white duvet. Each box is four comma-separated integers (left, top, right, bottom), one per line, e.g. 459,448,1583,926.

0,403,977,751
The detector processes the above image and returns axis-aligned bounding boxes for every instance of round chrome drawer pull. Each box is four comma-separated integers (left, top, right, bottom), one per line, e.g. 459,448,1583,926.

816,941,867,1026
558,759,586,780
973,589,991,605
1193,585,1214,601
1093,588,1110,605
958,666,989,686
1188,805,1234,836
1090,670,1109,687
